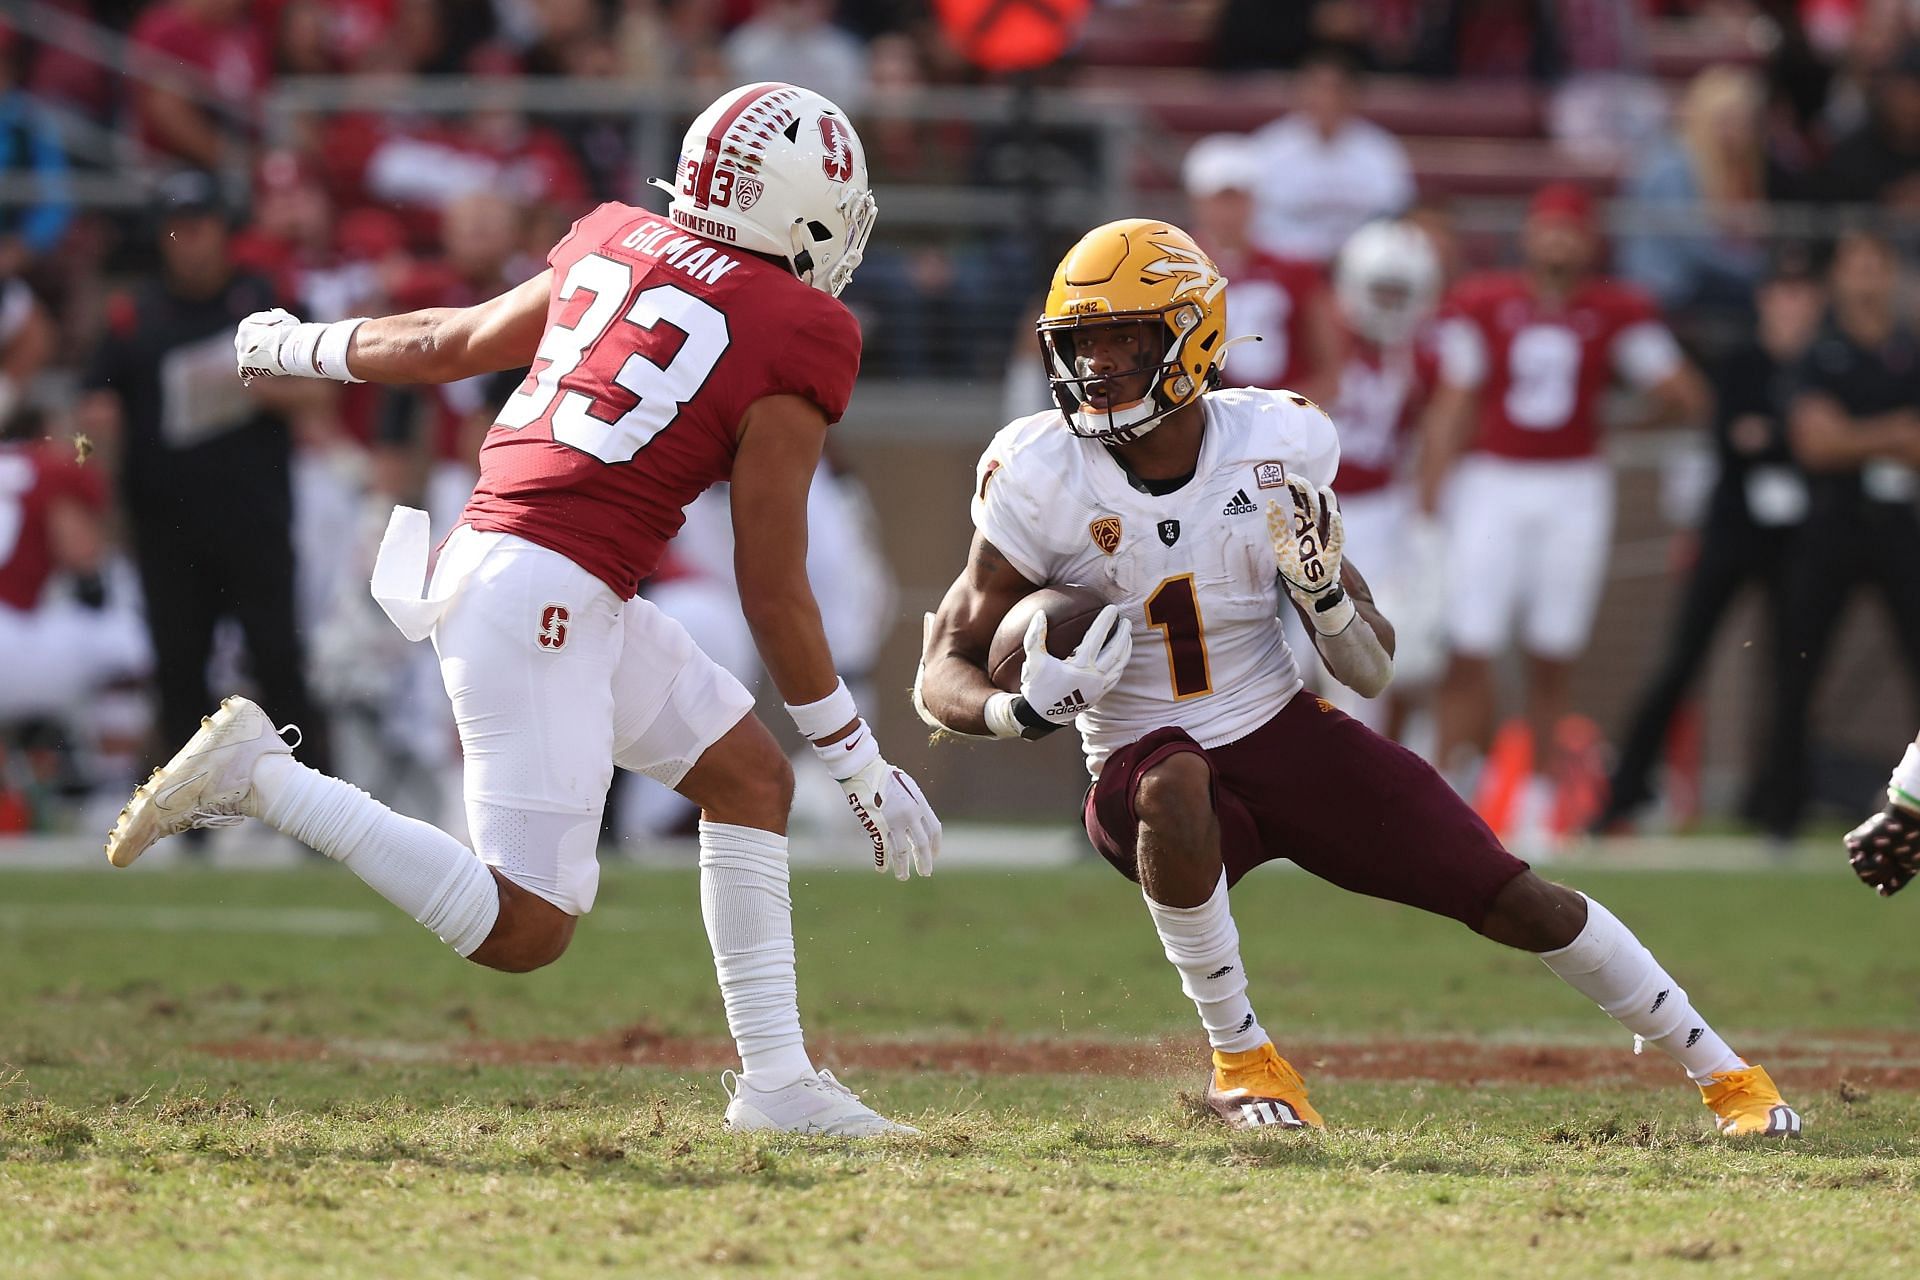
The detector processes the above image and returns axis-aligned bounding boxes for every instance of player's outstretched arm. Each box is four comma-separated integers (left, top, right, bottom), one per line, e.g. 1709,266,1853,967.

732,393,941,878
234,271,552,388
1844,735,1920,897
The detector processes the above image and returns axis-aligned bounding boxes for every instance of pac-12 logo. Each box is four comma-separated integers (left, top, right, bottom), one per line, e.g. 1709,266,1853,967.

537,603,570,652
819,115,855,182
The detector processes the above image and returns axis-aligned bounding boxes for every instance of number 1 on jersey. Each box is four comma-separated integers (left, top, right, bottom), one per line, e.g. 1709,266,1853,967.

1146,574,1213,699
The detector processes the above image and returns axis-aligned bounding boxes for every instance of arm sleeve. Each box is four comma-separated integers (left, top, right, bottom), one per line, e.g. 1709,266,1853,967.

768,300,863,424
1435,315,1488,389
969,447,1051,585
1612,319,1684,388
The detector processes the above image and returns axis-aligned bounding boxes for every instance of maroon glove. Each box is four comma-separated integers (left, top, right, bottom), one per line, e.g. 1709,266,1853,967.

1845,800,1920,897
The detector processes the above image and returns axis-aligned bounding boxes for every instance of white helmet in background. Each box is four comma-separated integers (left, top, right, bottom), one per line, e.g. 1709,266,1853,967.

651,82,877,297
1335,220,1441,346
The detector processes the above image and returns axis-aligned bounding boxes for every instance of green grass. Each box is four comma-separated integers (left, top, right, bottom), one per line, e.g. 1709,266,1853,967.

2,857,1917,1277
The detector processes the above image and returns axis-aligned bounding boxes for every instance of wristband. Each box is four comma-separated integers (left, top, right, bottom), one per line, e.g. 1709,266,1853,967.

1306,585,1357,636
810,720,879,782
1889,740,1920,802
280,318,368,382
786,678,859,742
984,691,1061,740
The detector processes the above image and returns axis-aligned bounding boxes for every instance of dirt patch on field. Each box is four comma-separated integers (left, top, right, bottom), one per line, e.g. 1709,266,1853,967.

197,1027,1920,1091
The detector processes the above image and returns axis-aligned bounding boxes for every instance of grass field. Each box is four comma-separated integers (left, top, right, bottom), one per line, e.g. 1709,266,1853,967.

2,853,1917,1278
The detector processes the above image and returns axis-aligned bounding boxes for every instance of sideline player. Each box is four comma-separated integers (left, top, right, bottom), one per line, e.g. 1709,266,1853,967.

1418,184,1708,831
105,83,939,1136
1322,218,1447,737
915,218,1798,1137
1846,732,1920,896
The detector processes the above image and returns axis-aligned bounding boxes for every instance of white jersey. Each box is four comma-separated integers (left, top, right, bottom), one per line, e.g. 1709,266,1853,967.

972,387,1340,773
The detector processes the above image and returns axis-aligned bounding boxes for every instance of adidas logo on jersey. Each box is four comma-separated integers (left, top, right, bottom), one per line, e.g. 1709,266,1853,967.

1222,489,1257,516
1045,690,1089,718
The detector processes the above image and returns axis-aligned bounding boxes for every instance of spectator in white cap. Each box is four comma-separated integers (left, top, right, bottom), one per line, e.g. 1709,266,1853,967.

1183,132,1338,403
1245,45,1414,264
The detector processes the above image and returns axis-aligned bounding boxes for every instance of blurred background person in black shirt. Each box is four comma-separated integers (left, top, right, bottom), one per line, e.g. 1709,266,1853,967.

1594,247,1824,831
76,171,331,781
1753,229,1920,841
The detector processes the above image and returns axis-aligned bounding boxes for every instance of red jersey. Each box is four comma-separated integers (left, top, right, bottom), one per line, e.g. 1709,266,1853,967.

1219,252,1325,391
461,204,861,598
1438,272,1678,462
1329,328,1437,497
0,439,106,610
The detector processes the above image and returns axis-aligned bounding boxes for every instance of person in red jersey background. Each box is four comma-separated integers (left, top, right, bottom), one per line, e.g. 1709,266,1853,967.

1322,218,1447,740
1419,183,1709,849
108,83,936,1139
1182,133,1338,406
0,420,148,725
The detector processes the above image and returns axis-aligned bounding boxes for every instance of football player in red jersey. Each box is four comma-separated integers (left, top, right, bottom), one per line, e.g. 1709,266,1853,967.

1322,219,1447,739
1418,184,1709,839
107,84,938,1137
0,424,149,724
1182,134,1338,405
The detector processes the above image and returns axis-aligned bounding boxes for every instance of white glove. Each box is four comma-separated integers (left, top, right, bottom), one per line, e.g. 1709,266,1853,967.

814,724,941,879
236,309,366,384
1268,476,1354,634
1015,604,1132,730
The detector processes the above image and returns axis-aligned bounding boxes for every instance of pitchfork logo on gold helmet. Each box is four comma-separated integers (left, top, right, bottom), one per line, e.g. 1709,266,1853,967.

1038,218,1230,443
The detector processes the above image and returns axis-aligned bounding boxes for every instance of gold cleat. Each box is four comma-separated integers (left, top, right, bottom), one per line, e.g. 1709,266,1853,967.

1205,1042,1325,1131
1700,1064,1802,1137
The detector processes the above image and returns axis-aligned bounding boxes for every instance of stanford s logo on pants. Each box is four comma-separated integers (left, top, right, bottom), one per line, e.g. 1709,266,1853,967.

537,604,570,651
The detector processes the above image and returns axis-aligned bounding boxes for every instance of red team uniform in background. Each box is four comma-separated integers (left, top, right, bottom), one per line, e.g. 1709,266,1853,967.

0,439,104,610
1219,253,1327,392
1436,270,1682,661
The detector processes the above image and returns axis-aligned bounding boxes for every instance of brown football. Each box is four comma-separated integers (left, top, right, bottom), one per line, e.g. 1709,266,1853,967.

987,585,1111,693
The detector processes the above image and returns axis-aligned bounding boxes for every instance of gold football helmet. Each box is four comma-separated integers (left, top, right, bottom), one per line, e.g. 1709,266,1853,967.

1038,218,1230,442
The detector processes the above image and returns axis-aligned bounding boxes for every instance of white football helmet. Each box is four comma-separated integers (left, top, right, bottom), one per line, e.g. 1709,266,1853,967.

1335,220,1441,346
650,82,877,298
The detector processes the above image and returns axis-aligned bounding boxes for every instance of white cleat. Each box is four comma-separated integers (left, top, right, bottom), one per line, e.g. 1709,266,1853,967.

104,695,297,868
721,1068,919,1137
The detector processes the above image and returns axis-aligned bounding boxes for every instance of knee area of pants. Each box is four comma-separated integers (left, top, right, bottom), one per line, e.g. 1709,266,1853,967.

1133,753,1212,833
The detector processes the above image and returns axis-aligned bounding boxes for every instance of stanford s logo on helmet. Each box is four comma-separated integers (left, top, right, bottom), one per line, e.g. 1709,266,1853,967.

1038,219,1231,443
819,115,855,182
651,82,877,298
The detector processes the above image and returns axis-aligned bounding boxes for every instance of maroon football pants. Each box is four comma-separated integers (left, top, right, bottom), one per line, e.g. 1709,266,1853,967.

1084,693,1529,929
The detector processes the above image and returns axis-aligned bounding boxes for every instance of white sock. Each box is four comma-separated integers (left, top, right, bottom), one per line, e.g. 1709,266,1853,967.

254,755,499,957
1143,871,1269,1054
1539,894,1743,1081
698,820,814,1089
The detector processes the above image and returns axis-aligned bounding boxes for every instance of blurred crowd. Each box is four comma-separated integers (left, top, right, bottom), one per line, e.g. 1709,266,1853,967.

4,0,1920,847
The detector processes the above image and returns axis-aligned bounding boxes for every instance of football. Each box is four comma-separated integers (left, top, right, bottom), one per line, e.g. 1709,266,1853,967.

986,584,1110,692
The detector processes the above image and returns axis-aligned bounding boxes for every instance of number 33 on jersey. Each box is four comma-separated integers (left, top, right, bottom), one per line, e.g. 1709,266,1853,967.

972,386,1341,774
463,203,863,600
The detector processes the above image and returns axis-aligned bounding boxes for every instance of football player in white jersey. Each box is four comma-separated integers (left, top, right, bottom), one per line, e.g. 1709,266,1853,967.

915,218,1800,1138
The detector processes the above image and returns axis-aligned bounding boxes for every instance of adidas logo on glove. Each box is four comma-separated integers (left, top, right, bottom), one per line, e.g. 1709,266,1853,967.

1046,690,1089,718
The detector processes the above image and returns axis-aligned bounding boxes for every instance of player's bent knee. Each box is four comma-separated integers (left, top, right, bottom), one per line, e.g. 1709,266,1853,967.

468,875,578,972
1477,872,1586,952
1133,751,1214,838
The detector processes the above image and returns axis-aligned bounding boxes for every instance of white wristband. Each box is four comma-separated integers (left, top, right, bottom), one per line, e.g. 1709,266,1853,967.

983,692,1026,740
281,318,367,382
811,719,880,782
1891,743,1920,807
785,678,859,742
